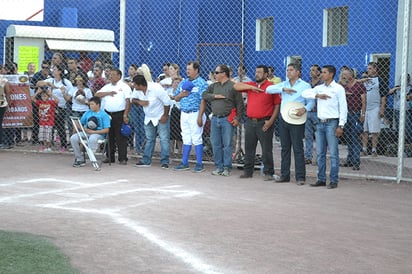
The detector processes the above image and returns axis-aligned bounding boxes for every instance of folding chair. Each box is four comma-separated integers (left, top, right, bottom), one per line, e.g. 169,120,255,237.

70,116,101,171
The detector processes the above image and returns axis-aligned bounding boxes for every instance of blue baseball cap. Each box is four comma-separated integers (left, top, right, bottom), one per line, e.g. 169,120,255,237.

181,81,194,92
120,123,132,137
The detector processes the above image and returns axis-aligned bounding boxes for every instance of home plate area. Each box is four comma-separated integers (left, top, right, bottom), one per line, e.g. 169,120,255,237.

1,178,225,274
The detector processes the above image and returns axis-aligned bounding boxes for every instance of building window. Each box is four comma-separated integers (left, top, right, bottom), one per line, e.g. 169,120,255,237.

323,6,349,47
256,17,274,51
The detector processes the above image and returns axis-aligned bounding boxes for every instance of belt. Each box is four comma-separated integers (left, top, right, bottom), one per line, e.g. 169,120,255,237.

182,109,198,113
249,116,271,122
105,110,124,115
319,118,338,123
214,113,229,118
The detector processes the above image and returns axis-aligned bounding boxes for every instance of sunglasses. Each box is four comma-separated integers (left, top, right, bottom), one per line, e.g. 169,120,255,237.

213,71,224,74
42,66,49,69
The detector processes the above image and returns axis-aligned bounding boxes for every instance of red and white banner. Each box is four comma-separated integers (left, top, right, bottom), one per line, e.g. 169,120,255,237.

2,75,33,128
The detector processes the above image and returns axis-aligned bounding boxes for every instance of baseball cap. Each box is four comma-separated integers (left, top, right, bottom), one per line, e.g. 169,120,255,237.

181,81,194,92
87,116,99,130
120,123,132,137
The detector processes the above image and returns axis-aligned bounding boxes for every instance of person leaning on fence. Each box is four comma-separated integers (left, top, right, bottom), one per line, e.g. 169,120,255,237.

173,61,209,173
199,64,245,177
358,62,387,157
304,64,323,165
0,74,12,149
266,63,314,185
387,73,412,144
29,60,51,145
132,74,172,169
96,68,131,165
31,87,59,152
169,76,183,157
302,65,348,189
340,68,366,171
70,96,111,167
37,64,74,153
233,64,281,180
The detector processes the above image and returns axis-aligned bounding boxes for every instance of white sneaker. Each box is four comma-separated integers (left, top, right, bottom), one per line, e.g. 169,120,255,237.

221,168,231,177
44,148,52,153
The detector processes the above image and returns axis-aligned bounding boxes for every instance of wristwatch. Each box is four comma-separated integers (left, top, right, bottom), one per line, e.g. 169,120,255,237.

339,125,344,129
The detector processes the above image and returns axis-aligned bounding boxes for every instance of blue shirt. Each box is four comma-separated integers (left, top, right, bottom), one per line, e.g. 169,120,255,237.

80,109,111,137
174,76,208,112
266,78,314,113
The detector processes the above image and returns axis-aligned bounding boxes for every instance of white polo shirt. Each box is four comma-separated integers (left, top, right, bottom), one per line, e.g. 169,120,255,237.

97,80,132,112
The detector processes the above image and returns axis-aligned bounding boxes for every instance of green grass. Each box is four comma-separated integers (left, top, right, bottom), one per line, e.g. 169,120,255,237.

0,230,79,274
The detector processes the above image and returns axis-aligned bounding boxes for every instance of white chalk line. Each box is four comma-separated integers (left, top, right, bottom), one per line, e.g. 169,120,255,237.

2,177,223,273
0,178,129,203
40,200,222,274
39,188,200,211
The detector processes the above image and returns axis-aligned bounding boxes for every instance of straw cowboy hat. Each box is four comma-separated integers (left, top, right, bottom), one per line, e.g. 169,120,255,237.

281,101,307,125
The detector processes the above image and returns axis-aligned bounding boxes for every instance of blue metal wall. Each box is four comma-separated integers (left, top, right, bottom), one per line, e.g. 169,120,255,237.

0,0,399,84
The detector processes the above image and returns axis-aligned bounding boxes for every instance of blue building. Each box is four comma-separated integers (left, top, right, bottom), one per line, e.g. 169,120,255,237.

0,0,408,86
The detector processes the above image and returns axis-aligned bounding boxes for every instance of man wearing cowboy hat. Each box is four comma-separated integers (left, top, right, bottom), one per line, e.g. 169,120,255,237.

266,63,314,185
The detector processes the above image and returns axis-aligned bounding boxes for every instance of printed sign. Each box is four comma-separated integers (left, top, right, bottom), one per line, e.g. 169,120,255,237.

1,75,33,128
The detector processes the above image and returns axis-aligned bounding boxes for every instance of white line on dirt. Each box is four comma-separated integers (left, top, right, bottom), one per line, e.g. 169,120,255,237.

42,204,222,274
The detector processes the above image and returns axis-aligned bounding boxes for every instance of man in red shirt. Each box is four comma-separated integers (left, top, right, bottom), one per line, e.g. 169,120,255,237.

234,65,281,179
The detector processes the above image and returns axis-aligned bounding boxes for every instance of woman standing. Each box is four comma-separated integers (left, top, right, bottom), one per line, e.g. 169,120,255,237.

37,64,73,152
125,64,139,151
0,68,12,149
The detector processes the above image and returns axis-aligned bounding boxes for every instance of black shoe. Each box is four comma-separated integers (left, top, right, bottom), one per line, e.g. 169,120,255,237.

296,180,305,186
118,160,127,165
275,177,290,183
310,181,326,187
161,163,169,169
304,158,312,165
341,161,353,167
103,158,115,164
240,174,252,179
352,165,360,170
327,183,338,189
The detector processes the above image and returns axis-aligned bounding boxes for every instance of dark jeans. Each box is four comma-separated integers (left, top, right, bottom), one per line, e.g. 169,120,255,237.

346,112,363,166
0,106,5,144
107,111,128,162
279,116,305,180
243,117,274,176
55,107,68,148
31,103,39,143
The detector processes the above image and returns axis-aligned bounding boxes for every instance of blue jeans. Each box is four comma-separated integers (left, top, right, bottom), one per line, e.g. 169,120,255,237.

211,116,234,170
305,111,319,160
394,110,412,144
142,118,170,165
130,104,145,152
346,112,363,166
316,119,339,184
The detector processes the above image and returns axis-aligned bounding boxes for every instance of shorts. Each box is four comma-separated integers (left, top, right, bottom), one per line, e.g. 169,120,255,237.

363,107,381,133
39,125,53,142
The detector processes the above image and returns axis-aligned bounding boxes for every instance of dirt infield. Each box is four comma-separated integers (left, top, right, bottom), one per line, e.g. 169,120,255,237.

1,151,411,273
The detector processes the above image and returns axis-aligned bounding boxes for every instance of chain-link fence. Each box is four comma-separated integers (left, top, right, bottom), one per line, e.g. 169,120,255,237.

0,0,411,182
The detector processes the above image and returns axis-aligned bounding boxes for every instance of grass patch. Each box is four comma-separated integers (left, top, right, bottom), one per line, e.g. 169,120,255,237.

0,230,79,274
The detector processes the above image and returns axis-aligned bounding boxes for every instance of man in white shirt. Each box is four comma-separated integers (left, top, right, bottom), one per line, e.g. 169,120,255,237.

132,74,171,168
302,65,347,189
96,68,131,165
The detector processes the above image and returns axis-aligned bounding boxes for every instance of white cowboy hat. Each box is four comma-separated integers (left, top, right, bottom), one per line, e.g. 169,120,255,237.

281,101,307,125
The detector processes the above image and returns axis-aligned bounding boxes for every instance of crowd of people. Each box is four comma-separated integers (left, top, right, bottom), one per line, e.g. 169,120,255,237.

1,53,412,189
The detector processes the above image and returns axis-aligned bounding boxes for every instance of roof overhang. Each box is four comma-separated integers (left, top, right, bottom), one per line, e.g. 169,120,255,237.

6,24,118,52
45,39,118,53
